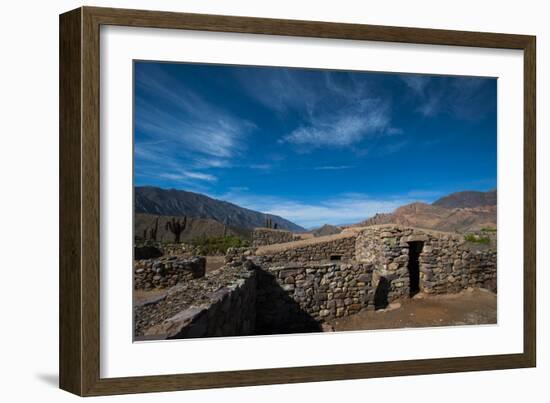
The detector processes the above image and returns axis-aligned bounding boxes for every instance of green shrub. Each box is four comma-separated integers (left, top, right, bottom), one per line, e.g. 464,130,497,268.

190,235,250,255
481,227,497,232
464,234,491,244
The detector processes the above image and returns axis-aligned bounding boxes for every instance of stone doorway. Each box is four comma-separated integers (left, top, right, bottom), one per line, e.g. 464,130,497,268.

374,277,390,310
407,241,424,297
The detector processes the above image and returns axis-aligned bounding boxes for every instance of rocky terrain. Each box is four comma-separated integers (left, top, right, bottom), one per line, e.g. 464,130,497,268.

433,189,496,208
357,189,496,233
135,213,252,243
134,264,255,337
312,224,343,237
135,186,305,232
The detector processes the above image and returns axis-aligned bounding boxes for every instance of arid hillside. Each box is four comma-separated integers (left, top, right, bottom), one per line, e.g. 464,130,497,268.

135,213,252,243
357,190,496,233
135,186,305,232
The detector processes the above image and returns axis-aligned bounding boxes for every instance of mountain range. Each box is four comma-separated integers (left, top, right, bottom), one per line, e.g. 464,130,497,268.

135,186,496,237
358,189,496,233
135,186,305,232
432,189,497,209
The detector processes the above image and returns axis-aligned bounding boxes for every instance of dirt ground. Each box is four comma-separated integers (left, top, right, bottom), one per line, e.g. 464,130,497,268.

205,255,225,273
133,288,168,306
327,288,497,331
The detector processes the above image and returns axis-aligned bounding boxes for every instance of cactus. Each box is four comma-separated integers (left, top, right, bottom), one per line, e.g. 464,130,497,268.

165,216,187,243
263,217,279,229
150,217,159,241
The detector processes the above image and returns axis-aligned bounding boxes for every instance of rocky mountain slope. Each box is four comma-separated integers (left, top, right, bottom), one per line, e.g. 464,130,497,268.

135,186,305,232
135,213,253,243
312,224,343,237
432,189,497,209
358,190,496,233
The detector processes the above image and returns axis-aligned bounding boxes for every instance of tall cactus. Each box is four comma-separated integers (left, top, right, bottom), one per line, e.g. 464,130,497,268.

165,216,187,243
149,217,159,241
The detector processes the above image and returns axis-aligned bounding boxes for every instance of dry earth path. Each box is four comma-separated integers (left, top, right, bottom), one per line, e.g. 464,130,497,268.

327,288,496,331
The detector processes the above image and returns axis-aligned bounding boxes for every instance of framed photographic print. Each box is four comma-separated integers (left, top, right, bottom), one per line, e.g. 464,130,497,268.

59,6,536,396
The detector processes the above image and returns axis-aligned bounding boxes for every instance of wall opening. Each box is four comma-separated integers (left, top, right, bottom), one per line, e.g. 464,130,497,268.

374,277,390,310
407,241,424,297
330,254,342,261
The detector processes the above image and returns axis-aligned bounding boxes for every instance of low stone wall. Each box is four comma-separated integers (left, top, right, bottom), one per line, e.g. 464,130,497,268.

255,261,373,333
133,242,203,258
252,228,298,247
135,264,256,339
256,234,357,263
134,256,206,290
161,243,201,256
420,242,497,294
355,226,497,302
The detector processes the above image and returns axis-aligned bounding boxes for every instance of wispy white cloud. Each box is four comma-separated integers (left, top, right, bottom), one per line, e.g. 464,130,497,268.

134,64,256,186
216,188,420,229
401,75,431,96
249,163,272,170
387,127,404,135
158,171,217,182
239,70,400,149
264,197,407,228
281,99,390,148
379,140,409,155
401,74,495,120
401,75,441,117
314,165,352,171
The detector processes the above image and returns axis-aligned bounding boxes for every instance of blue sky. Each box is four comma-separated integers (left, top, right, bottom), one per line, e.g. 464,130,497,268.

134,61,497,229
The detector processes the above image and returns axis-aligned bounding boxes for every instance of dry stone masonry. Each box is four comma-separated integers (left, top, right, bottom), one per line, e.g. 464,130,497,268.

135,225,497,339
252,228,299,247
135,263,256,339
134,256,206,290
355,226,497,303
255,232,357,263
254,261,373,333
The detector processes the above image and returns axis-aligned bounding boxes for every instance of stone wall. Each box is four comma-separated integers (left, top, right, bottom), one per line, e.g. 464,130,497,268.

135,225,497,339
133,241,202,258
254,260,373,333
420,240,497,294
252,228,298,247
256,234,357,263
161,243,201,256
135,264,256,339
134,256,206,290
355,226,497,303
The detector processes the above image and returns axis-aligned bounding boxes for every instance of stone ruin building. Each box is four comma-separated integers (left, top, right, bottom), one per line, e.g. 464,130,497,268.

134,225,496,340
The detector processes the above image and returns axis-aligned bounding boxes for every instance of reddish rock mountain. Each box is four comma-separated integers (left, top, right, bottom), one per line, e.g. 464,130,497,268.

357,190,496,233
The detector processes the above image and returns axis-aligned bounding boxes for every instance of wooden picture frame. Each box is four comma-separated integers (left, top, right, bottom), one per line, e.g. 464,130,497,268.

59,6,536,396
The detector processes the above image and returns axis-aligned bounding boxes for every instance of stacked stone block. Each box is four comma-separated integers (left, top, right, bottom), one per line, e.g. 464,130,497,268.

134,256,206,290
